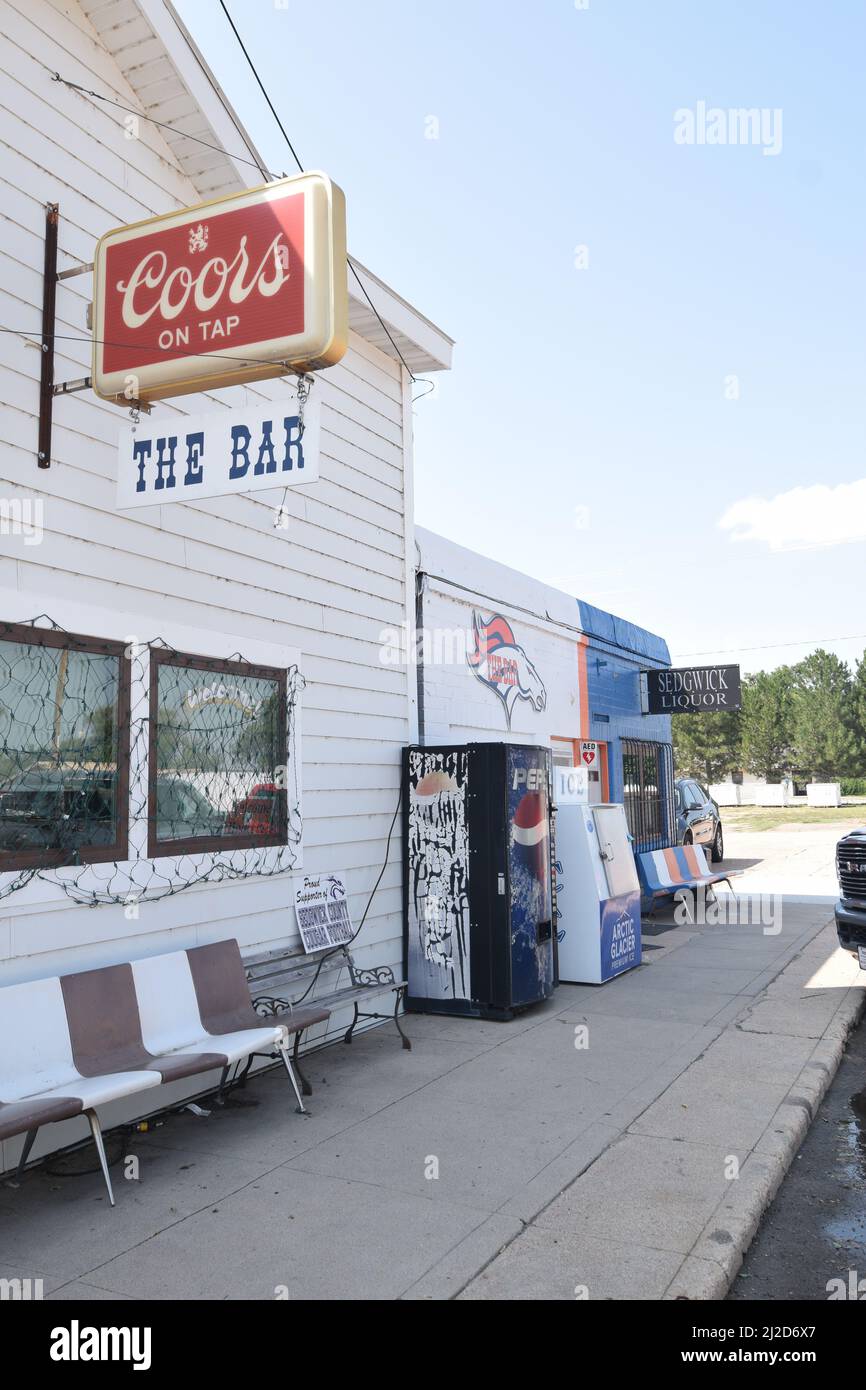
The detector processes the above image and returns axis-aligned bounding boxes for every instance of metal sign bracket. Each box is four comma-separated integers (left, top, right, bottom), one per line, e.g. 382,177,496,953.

38,204,102,467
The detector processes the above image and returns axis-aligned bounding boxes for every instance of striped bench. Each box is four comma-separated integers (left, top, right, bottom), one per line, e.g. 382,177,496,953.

636,844,741,913
0,939,327,1206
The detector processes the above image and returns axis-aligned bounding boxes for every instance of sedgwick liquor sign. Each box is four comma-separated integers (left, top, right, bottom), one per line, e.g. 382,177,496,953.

92,172,347,405
645,664,742,714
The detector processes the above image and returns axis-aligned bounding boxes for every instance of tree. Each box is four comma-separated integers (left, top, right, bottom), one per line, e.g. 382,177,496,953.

740,668,794,780
789,649,858,781
672,708,742,784
851,652,866,775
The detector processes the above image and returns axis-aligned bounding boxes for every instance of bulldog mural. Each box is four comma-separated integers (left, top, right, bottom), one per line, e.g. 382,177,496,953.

467,611,547,731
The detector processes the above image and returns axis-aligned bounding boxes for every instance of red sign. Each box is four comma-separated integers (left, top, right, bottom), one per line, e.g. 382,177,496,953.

92,172,347,405
580,741,598,768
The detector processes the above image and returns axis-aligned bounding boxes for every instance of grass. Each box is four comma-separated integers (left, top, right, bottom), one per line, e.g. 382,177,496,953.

724,804,866,833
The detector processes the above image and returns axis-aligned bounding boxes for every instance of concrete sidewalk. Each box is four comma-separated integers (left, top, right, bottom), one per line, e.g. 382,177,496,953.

463,909,864,1299
1,886,863,1301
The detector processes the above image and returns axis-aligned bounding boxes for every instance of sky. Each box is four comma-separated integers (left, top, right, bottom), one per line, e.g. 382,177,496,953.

176,0,866,677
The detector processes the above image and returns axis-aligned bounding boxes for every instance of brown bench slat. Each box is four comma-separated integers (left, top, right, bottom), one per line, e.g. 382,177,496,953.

250,1002,331,1032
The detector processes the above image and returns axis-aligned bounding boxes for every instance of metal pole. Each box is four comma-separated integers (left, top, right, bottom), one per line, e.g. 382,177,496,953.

38,203,59,469
52,646,69,761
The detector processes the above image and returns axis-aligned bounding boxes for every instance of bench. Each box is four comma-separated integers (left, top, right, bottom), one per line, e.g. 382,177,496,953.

244,943,410,1096
636,844,742,916
0,938,324,1206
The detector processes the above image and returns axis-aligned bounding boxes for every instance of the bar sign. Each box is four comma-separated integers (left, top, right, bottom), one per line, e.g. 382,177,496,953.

645,664,742,713
117,395,320,508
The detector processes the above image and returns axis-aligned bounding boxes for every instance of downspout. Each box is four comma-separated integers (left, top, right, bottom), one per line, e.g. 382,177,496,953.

415,554,426,744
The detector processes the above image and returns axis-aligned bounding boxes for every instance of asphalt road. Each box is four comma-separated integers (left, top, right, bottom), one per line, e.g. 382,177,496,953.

729,1005,866,1302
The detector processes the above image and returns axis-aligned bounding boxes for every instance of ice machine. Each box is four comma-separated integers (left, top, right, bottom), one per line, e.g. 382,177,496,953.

553,772,642,984
403,742,555,1019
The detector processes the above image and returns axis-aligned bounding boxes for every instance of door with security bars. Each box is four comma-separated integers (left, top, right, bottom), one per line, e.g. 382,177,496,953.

621,739,676,853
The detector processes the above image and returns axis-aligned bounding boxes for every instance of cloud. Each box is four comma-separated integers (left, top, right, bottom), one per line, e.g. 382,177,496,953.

719,478,866,552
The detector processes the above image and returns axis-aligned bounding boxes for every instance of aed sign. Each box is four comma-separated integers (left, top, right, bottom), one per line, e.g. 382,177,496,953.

92,172,347,405
117,396,320,508
579,740,598,769
645,664,742,713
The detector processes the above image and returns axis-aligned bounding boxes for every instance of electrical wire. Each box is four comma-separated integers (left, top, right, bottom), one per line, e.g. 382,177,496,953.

51,73,275,180
216,0,304,176
216,1,421,387
288,783,403,1007
673,633,866,660
1,324,320,377
51,66,427,389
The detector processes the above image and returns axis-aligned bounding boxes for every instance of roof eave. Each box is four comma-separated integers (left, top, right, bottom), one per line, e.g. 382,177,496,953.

122,1,452,373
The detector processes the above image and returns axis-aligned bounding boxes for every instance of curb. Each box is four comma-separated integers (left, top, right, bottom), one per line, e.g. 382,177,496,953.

663,982,866,1300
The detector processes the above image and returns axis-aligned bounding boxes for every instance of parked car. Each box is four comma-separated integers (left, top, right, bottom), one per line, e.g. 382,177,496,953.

834,827,866,969
0,767,116,851
675,777,724,862
224,781,285,836
154,775,224,842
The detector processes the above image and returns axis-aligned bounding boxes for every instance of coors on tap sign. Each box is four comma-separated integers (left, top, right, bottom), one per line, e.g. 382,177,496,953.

92,172,348,405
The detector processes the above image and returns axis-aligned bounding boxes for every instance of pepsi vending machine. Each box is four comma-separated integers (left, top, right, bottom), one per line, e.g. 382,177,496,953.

403,743,556,1019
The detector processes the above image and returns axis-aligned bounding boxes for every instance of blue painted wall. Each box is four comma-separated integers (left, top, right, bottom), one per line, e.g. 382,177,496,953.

577,600,672,808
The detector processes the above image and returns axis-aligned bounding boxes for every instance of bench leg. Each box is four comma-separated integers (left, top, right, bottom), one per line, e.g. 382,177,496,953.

85,1110,115,1208
278,1044,308,1116
236,1055,254,1090
292,1030,313,1097
15,1127,38,1181
215,1064,230,1105
344,1002,360,1045
393,987,412,1052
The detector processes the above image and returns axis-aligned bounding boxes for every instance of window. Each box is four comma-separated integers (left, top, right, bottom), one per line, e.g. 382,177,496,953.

550,738,577,769
148,649,287,856
681,780,705,809
0,623,130,869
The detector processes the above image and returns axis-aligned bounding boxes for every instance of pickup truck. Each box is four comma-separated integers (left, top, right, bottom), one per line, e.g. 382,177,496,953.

835,828,866,969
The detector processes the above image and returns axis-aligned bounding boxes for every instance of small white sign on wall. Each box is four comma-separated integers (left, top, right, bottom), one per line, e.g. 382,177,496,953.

554,765,589,805
579,740,598,769
293,872,354,954
117,395,320,508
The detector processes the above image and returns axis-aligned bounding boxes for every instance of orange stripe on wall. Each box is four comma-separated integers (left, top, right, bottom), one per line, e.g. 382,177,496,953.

576,634,590,741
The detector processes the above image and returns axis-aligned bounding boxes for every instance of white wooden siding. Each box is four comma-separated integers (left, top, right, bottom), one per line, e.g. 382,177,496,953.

0,0,416,1157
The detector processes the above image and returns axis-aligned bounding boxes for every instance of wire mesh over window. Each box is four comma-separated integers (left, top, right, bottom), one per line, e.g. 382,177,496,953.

0,623,129,869
621,738,676,853
0,616,303,907
148,649,288,857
